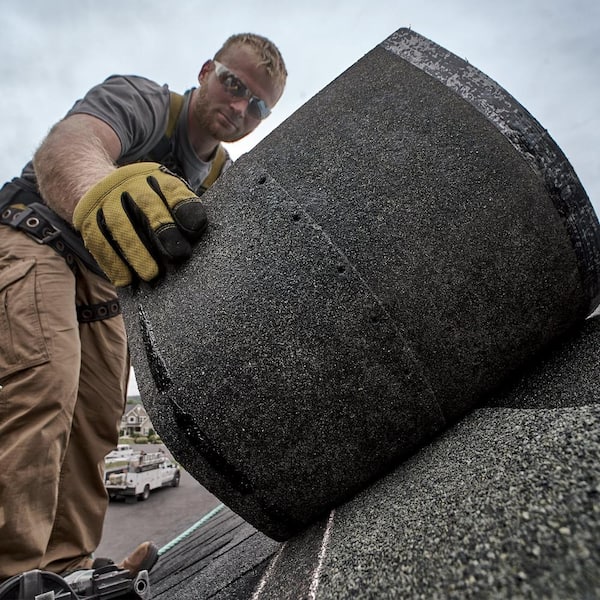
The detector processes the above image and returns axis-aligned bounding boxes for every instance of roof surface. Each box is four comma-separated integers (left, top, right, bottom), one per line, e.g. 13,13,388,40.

150,316,600,599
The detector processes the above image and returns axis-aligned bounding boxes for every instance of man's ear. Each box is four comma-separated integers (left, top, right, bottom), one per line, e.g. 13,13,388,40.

198,60,213,85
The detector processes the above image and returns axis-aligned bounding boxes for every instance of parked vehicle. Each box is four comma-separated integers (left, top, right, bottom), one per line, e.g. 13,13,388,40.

104,450,180,503
104,444,135,467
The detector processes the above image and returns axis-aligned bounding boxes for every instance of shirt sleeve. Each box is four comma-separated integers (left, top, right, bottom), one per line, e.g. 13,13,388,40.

65,75,171,162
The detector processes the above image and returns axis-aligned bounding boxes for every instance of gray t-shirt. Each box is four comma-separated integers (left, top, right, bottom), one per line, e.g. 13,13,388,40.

18,74,230,194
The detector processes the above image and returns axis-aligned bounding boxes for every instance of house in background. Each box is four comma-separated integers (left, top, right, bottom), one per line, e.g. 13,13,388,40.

120,401,154,438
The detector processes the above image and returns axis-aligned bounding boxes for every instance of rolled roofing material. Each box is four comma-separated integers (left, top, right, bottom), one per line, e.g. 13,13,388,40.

120,28,600,541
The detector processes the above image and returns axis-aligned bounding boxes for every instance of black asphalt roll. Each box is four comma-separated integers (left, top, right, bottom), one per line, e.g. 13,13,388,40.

119,28,600,541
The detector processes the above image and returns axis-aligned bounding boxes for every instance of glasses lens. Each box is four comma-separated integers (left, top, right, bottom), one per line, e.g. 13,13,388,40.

248,98,270,120
222,74,246,98
214,61,270,120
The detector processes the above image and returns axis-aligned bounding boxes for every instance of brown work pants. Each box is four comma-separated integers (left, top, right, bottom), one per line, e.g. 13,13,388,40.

0,225,128,578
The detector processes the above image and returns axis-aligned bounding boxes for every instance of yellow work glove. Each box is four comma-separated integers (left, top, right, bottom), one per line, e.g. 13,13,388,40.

73,162,207,287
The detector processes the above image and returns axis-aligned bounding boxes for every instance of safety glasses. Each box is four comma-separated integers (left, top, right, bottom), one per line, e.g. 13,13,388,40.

213,60,271,120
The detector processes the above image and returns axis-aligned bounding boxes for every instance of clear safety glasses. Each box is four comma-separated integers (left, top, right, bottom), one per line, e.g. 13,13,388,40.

213,60,271,120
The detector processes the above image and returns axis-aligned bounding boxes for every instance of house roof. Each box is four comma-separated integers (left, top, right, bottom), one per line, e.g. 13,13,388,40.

123,403,146,414
149,508,277,599
149,316,600,598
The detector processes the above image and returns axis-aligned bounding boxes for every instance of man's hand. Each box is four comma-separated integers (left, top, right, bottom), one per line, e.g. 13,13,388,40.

73,162,207,286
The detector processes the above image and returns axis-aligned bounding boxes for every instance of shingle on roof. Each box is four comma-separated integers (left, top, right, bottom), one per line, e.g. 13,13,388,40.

150,317,600,598
150,509,278,599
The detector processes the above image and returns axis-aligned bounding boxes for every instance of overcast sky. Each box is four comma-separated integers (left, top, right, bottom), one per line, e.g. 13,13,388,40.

1,0,598,394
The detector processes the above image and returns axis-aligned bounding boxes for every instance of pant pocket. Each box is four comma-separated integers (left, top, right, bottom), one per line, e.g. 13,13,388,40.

0,258,50,379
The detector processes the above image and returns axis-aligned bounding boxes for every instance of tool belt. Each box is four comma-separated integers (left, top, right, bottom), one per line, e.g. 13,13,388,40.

0,181,121,323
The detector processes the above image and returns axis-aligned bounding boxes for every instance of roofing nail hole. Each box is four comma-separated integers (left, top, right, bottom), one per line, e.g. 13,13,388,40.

257,175,267,185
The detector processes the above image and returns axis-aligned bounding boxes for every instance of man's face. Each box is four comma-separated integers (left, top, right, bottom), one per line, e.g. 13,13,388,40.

193,44,282,143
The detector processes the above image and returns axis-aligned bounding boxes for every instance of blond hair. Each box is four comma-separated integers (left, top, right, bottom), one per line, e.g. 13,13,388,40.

215,33,287,92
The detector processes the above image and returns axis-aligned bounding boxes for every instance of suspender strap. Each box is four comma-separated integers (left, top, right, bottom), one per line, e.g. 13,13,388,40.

166,91,185,137
148,92,229,195
146,92,186,168
197,145,228,195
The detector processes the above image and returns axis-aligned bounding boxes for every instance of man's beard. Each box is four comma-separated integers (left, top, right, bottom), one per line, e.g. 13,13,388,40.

193,86,247,143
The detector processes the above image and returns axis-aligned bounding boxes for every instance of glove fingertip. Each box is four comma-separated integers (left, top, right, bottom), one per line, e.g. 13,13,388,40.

156,226,193,262
173,199,208,239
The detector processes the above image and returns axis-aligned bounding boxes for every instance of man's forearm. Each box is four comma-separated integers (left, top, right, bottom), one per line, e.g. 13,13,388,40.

33,114,121,222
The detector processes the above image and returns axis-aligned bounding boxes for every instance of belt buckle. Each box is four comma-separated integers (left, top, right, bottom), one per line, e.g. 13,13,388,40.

34,225,61,244
11,206,62,244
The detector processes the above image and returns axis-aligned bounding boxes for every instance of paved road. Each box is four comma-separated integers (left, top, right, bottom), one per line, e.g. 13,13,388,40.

96,445,222,561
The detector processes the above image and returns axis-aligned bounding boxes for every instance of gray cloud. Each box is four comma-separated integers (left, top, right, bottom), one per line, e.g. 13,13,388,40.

1,0,598,217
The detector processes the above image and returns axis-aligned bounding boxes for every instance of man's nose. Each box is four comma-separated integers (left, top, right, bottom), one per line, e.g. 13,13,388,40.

230,96,249,117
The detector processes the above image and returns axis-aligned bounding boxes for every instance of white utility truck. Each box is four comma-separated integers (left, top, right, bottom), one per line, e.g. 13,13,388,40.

104,450,181,503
